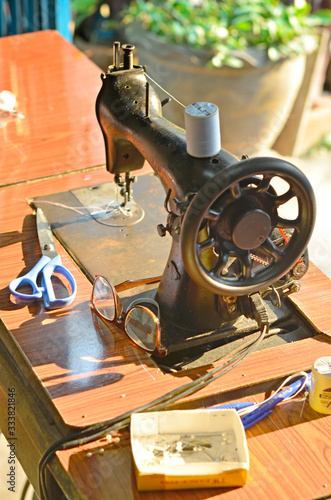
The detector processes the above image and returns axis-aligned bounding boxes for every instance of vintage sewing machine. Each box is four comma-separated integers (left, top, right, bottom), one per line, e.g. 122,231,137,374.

96,42,316,366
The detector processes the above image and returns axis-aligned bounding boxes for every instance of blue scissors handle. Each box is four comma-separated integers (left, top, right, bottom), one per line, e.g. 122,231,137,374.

9,254,77,309
41,254,77,309
9,255,50,300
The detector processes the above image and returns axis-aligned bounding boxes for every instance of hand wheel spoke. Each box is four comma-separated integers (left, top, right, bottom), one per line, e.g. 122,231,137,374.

205,209,220,221
274,188,296,206
256,174,273,193
239,252,252,278
197,237,215,254
260,237,283,261
211,252,228,276
230,182,241,199
276,215,300,229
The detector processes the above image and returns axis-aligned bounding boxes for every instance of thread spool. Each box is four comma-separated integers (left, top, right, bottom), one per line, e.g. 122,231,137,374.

185,102,221,158
309,356,331,414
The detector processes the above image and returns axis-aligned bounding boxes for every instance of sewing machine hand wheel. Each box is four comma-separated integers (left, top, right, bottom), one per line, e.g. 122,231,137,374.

181,157,315,296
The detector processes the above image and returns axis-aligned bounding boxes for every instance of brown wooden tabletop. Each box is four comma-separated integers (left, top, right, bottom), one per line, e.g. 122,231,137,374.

0,30,106,186
0,31,330,500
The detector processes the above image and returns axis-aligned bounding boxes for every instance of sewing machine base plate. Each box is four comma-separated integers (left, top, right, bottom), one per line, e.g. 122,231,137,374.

32,174,171,283
119,286,318,371
156,299,318,371
32,174,318,371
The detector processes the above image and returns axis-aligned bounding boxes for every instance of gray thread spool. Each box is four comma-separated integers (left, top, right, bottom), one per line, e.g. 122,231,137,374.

185,102,221,158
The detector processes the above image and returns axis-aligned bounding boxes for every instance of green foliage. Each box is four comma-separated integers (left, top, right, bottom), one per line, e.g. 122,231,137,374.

121,0,331,68
71,0,98,15
71,0,100,25
306,132,331,156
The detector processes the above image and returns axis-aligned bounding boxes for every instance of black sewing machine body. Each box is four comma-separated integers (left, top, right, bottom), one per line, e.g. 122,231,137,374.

95,44,316,352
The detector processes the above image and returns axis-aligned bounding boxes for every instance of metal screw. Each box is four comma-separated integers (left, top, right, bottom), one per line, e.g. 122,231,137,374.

290,282,301,293
292,262,306,278
157,224,168,237
43,244,53,252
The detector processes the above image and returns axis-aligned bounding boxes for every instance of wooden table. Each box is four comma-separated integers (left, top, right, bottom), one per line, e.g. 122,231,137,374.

0,31,331,500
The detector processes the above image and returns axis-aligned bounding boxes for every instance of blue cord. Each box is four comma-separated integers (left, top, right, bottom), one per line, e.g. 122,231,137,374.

210,372,310,430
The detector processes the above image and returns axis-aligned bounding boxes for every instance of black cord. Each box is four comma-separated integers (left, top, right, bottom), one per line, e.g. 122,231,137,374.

20,478,32,500
38,325,267,500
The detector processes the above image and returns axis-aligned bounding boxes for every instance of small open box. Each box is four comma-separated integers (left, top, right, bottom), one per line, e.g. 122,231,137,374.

130,409,249,491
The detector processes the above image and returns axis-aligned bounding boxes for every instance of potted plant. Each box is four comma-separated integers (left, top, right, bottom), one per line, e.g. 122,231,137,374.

72,0,129,43
120,0,331,157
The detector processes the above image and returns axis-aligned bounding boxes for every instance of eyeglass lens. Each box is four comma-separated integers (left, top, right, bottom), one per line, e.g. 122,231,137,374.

92,276,116,321
93,276,158,352
125,307,157,352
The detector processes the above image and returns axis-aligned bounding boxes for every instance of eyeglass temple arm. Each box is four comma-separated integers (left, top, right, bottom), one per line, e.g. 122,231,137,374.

114,276,162,293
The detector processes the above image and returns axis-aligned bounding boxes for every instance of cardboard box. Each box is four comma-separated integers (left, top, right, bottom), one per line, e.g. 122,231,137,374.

130,409,249,491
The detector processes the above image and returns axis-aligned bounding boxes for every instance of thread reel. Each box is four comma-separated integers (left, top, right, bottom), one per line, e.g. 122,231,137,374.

185,102,221,158
181,156,316,296
309,357,331,415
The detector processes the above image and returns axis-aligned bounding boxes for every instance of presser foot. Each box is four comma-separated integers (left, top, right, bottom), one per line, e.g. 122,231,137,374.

71,181,144,227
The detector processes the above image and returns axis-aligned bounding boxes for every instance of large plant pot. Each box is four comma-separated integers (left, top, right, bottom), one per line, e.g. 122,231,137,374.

125,27,307,158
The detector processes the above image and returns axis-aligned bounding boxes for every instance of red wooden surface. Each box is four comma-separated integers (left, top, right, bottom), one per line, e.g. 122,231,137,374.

0,154,330,500
0,30,106,186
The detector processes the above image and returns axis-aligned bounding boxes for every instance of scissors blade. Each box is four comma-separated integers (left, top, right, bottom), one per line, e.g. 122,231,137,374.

36,208,58,259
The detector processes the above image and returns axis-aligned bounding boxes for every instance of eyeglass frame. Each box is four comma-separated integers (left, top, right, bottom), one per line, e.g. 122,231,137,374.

91,275,169,357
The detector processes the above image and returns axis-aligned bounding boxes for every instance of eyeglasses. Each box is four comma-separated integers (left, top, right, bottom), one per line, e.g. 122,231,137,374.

91,275,168,357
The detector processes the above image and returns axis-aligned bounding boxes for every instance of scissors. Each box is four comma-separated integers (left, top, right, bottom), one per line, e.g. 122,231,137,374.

9,208,77,309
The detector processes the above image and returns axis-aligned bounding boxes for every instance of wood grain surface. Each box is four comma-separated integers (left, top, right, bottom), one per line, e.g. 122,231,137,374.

1,168,331,500
1,171,330,425
0,30,106,186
